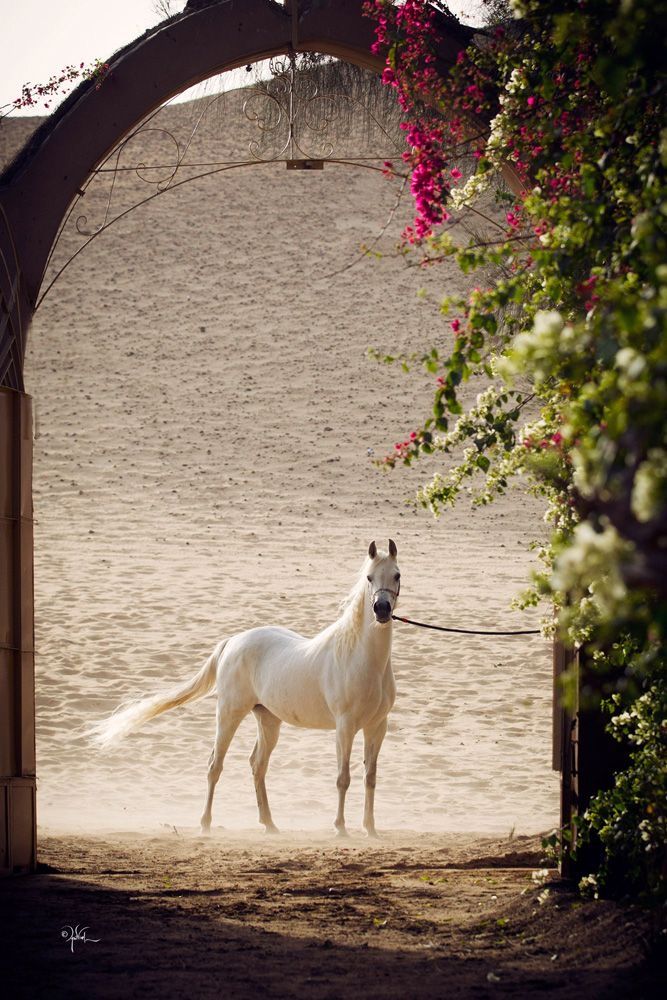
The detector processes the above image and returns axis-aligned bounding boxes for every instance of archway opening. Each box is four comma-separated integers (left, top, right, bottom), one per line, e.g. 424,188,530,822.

2,53,558,837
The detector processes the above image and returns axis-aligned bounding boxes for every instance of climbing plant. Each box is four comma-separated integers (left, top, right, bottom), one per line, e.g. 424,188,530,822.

366,0,666,901
0,60,110,119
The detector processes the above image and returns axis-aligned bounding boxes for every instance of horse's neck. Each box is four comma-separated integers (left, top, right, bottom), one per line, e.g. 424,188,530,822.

363,615,393,665
346,591,393,667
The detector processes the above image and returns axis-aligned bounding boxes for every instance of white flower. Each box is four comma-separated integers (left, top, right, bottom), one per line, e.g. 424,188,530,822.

552,521,633,617
615,347,647,379
639,820,652,843
531,868,550,886
475,386,498,409
507,68,526,94
533,310,564,338
449,171,492,210
578,873,599,898
631,449,667,523
498,311,570,384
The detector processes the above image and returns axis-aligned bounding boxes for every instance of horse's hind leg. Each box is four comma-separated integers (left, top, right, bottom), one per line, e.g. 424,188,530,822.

200,707,245,834
250,706,282,833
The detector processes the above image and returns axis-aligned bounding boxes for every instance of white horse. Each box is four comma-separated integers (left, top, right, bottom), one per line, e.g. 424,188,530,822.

91,539,401,837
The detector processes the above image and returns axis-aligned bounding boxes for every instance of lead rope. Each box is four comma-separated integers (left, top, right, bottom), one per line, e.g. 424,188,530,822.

391,614,541,636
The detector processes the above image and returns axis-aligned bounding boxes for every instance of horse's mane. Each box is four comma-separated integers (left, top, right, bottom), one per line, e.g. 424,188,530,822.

332,548,398,659
334,560,371,656
308,548,392,661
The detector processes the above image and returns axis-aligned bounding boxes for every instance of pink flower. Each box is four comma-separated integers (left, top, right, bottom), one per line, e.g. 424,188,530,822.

527,96,536,107
451,318,461,333
451,167,462,180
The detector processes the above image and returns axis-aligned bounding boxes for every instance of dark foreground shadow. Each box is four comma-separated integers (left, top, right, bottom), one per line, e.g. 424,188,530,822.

0,871,662,1000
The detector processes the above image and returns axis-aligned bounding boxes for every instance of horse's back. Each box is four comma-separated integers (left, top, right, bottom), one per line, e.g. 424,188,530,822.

226,624,308,657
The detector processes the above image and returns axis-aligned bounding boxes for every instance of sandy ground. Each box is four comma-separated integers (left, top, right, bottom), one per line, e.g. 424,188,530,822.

0,831,661,999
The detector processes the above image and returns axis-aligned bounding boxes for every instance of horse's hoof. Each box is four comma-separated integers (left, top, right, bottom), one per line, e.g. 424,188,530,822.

335,827,349,838
364,828,380,839
264,823,280,835
200,824,211,837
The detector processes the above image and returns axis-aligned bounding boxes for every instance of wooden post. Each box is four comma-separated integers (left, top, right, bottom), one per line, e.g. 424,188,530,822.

553,639,628,879
553,639,577,877
572,647,628,877
0,387,36,874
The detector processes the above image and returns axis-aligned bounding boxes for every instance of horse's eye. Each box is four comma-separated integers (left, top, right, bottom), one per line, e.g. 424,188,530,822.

367,575,372,583
395,573,401,581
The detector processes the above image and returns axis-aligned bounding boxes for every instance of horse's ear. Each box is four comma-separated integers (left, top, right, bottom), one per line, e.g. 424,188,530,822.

388,538,398,558
368,541,377,559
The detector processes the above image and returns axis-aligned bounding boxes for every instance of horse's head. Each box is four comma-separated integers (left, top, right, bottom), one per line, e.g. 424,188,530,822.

366,539,400,624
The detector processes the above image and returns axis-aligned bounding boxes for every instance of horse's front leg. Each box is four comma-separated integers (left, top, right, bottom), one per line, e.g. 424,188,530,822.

334,716,356,837
363,717,387,838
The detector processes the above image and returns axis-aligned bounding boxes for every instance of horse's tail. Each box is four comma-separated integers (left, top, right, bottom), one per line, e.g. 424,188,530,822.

90,639,228,749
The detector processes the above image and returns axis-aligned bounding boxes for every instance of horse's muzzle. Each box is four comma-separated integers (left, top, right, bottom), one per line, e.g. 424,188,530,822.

373,599,392,624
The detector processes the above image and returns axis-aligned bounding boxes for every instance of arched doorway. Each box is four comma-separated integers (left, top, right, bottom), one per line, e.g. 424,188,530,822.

1,0,562,871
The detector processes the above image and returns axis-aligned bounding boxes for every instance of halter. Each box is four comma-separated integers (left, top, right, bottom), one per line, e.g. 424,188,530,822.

370,581,400,603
